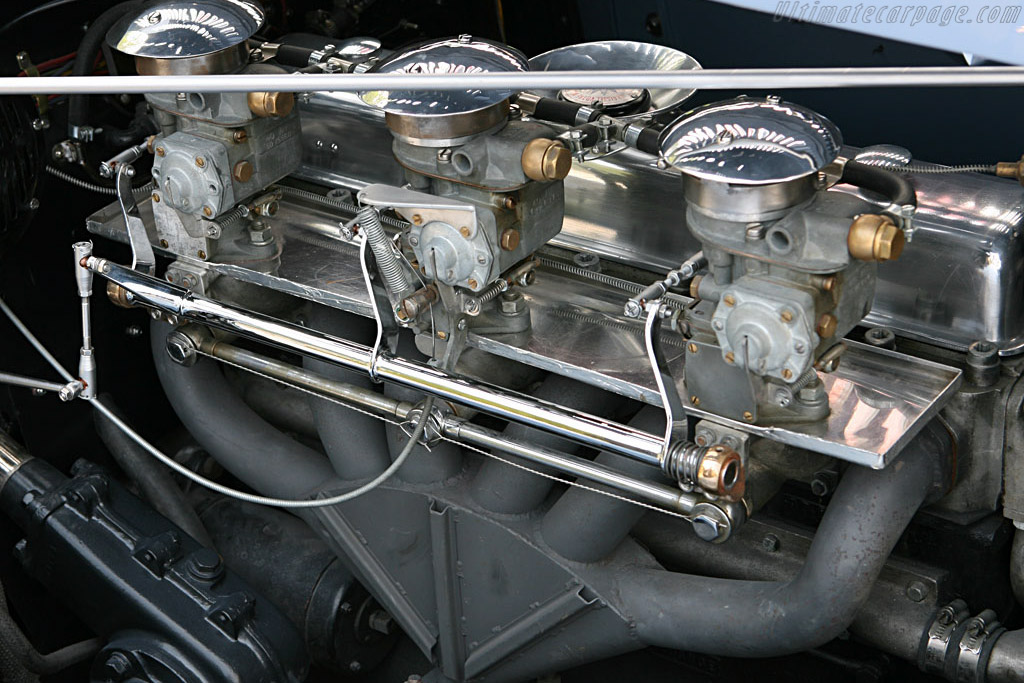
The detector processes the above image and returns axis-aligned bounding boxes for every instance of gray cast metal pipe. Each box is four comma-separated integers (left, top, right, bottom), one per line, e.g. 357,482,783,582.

304,306,392,480
151,321,337,499
582,423,950,657
541,405,665,563
472,374,633,514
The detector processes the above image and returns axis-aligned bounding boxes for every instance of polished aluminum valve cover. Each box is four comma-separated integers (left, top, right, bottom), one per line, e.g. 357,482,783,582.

659,96,843,185
359,35,528,117
106,0,264,59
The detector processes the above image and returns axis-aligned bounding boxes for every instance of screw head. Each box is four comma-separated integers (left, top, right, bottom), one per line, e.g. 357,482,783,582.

724,351,735,364
687,343,698,354
723,294,736,307
155,146,165,156
459,226,471,238
742,411,754,422
195,156,206,168
411,214,423,225
690,395,700,406
691,515,721,542
780,310,794,323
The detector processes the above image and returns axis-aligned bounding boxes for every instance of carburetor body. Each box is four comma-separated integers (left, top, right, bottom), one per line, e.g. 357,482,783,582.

108,1,302,268
358,36,570,341
660,97,904,424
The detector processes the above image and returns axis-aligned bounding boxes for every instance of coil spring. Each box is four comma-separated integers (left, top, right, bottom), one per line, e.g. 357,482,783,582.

662,441,705,483
215,204,250,232
539,256,690,309
47,165,155,198
789,368,819,392
893,163,998,175
358,206,411,297
280,185,408,229
476,279,509,303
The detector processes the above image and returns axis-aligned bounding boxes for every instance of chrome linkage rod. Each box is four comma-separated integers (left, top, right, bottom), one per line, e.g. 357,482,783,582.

87,258,666,466
4,66,1024,96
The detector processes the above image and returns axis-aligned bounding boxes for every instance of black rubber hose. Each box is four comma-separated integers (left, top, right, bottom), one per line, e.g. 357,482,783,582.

584,424,949,657
635,126,661,156
150,321,337,500
841,159,918,209
528,96,592,125
540,405,664,562
0,578,100,676
67,1,147,138
94,394,215,548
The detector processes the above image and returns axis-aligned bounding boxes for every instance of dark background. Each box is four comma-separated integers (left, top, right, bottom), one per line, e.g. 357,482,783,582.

0,1,1014,681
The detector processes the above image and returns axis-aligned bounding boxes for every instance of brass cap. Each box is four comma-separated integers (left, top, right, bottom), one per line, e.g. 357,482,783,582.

847,214,906,262
521,138,571,182
696,445,745,501
247,91,295,118
106,281,134,309
816,312,838,339
499,228,521,251
233,160,254,183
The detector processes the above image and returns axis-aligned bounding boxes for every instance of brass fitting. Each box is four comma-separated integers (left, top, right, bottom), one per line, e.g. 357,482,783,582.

847,214,905,262
697,445,745,501
996,156,1024,185
521,138,571,182
106,281,134,309
233,160,254,183
247,91,295,118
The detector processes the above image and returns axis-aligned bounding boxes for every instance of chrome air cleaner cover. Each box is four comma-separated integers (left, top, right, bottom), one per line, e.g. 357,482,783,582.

528,40,702,119
360,35,528,145
659,97,843,220
106,0,264,74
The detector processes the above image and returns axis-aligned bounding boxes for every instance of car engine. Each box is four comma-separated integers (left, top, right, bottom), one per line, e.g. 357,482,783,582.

2,1,1024,681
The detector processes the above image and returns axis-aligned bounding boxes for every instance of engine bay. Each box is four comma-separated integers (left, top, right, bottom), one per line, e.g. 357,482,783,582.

1,1,1024,681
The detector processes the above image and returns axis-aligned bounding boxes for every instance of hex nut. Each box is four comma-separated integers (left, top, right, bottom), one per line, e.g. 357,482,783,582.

847,213,906,262
248,91,295,118
233,160,254,183
499,228,521,252
817,312,838,339
521,138,571,181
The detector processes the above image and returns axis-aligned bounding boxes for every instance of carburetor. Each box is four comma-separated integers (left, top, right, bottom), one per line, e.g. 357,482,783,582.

358,36,571,342
659,97,908,424
107,0,302,270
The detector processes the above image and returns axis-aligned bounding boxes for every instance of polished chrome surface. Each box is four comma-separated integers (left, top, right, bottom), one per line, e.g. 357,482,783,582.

360,35,527,117
0,429,30,487
854,144,913,168
87,259,668,465
528,41,701,119
659,96,842,185
291,94,1024,354
12,67,1024,96
107,0,264,59
87,187,962,467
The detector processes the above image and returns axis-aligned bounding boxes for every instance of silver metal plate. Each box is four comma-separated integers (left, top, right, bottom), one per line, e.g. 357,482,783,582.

87,193,961,468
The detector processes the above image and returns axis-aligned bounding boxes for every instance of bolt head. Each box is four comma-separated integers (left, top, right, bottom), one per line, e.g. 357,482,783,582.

691,515,720,542
817,313,838,339
906,581,929,603
762,534,780,552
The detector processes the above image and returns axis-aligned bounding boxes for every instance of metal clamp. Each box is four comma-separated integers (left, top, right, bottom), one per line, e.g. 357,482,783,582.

955,609,1004,683
921,599,971,675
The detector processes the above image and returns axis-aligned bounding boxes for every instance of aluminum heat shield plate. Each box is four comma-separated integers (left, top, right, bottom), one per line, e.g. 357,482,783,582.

87,193,961,468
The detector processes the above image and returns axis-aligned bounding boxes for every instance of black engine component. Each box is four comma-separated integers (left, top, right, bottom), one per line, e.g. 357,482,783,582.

0,96,42,255
0,432,308,683
195,494,400,675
